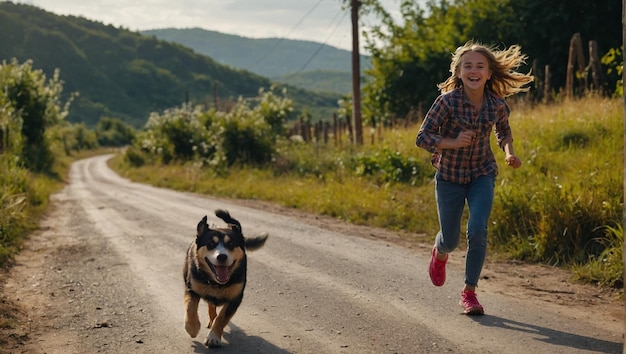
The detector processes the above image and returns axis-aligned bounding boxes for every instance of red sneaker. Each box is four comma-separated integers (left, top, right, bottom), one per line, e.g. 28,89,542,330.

460,290,484,315
428,246,447,286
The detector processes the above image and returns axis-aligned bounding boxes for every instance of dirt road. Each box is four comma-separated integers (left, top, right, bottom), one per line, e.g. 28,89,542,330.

2,155,623,353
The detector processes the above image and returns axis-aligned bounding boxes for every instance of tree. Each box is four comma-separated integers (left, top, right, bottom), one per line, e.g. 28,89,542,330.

507,0,621,95
361,0,456,124
0,58,72,171
360,0,621,123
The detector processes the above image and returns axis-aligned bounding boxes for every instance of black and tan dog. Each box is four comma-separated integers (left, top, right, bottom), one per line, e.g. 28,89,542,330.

183,209,268,348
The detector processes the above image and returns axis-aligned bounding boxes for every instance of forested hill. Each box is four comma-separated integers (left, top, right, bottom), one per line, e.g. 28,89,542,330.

142,28,370,77
0,2,340,127
142,28,369,94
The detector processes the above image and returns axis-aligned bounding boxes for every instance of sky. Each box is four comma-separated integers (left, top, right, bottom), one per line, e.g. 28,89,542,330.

15,0,416,52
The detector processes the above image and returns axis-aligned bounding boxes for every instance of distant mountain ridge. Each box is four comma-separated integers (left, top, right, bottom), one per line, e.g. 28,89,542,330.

141,28,370,95
0,3,340,127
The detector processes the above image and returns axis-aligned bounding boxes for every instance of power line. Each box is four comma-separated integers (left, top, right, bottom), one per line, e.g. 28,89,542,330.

297,8,349,73
250,0,326,70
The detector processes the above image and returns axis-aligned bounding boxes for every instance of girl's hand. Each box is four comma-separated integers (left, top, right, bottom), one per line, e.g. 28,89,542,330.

455,131,476,148
506,155,522,168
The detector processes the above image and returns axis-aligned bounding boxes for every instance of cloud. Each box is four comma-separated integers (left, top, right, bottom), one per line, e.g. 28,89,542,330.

19,0,411,50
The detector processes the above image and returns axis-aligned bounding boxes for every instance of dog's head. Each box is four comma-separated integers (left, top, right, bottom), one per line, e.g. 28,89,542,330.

193,209,267,285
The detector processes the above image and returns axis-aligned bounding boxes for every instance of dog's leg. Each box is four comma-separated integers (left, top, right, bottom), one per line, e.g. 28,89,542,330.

205,299,241,348
184,291,201,338
207,303,217,328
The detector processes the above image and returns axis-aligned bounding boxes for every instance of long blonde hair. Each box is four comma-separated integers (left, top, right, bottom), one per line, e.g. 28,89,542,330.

438,41,534,97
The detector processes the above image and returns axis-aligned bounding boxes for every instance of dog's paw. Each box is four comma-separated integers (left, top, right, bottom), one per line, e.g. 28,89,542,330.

184,318,201,338
205,332,222,348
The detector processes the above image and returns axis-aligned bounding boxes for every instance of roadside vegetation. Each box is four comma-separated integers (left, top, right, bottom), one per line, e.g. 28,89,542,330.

0,59,134,267
110,93,623,290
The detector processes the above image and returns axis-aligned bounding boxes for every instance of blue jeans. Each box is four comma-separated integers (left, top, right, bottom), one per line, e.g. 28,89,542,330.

434,173,495,287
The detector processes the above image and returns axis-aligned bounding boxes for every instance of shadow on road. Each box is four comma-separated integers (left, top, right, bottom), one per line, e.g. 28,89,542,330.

471,314,622,354
191,323,291,353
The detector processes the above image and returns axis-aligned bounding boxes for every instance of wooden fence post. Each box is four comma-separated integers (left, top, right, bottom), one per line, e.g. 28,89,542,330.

333,113,339,147
339,121,345,147
588,40,604,92
575,34,587,92
344,113,353,144
566,33,585,98
565,33,576,98
298,117,308,142
314,121,322,143
544,65,551,103
306,122,312,142
323,121,329,145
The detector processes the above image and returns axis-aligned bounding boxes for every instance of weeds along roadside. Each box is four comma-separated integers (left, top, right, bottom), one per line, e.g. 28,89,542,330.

0,149,118,268
491,96,623,288
111,95,623,289
0,155,57,266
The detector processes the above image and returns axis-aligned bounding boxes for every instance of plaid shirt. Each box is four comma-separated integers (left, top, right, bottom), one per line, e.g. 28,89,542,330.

415,87,512,184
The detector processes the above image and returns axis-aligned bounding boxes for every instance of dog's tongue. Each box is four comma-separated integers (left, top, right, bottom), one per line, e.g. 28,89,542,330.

215,266,229,283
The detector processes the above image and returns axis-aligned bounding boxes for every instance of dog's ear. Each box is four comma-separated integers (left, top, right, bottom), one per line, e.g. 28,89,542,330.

245,232,268,251
215,209,242,233
197,215,209,236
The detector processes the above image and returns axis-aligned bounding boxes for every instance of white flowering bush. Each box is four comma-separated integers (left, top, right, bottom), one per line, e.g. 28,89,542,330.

134,104,205,164
130,87,293,169
254,86,293,136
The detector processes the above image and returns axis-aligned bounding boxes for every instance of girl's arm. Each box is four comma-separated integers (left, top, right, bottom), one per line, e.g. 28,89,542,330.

437,131,475,150
502,137,522,168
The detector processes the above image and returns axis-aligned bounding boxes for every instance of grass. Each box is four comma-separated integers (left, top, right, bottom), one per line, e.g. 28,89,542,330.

108,160,440,238
0,148,114,268
0,157,59,266
489,97,623,287
571,224,624,288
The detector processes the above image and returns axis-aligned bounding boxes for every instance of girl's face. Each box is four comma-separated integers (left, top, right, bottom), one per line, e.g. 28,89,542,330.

458,51,492,92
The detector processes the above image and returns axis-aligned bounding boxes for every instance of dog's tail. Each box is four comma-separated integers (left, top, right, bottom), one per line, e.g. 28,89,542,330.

245,232,268,251
215,209,241,232
215,209,267,251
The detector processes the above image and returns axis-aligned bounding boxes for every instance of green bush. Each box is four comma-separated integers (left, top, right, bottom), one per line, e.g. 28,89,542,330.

601,47,623,97
123,146,146,167
49,122,99,155
572,224,623,288
96,117,135,147
0,59,73,172
210,102,275,167
351,147,429,185
130,88,293,169
0,58,72,267
135,104,206,163
271,139,349,179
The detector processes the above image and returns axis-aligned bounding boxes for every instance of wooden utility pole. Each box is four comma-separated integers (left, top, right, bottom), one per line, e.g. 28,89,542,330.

351,0,363,145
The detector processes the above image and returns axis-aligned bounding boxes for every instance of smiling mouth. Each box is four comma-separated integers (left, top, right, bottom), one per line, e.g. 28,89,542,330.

206,258,232,284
